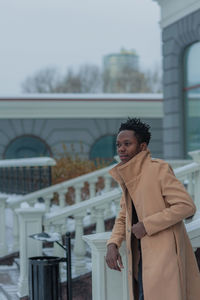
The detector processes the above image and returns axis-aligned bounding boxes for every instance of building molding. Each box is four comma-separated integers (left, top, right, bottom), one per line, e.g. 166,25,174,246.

154,0,200,28
0,94,163,119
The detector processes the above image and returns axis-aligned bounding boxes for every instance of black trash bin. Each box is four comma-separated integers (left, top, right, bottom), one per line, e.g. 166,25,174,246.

29,256,61,300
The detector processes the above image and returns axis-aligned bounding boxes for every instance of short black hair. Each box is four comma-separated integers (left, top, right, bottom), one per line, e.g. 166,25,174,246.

118,118,151,145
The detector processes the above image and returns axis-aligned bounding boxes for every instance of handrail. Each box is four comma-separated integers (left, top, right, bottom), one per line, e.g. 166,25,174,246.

0,157,56,167
44,188,121,223
174,162,200,177
7,158,200,208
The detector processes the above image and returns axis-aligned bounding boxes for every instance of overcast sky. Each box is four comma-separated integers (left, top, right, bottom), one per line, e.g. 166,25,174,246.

0,0,161,94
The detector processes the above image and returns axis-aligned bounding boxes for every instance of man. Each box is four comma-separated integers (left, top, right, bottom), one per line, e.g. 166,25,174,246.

106,118,200,300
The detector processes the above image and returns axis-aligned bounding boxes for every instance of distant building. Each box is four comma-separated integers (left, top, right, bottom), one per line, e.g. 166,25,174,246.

103,49,139,92
104,48,139,75
0,94,163,160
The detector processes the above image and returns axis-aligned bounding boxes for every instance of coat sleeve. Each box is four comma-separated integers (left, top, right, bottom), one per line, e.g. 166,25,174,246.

107,194,126,248
143,163,196,236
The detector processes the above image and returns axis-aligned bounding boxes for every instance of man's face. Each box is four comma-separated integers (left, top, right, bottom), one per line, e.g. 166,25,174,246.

116,130,146,164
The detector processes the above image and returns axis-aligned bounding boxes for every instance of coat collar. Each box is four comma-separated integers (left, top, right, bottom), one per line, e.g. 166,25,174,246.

109,149,151,184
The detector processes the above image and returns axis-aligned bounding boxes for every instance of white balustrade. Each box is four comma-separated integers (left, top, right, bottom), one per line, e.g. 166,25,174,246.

44,196,51,212
194,170,200,210
2,151,200,298
12,211,19,252
83,213,200,300
83,232,129,300
6,164,115,210
89,179,97,198
186,211,200,248
74,183,84,203
52,223,65,258
103,174,114,218
59,190,67,208
104,174,112,192
0,196,8,256
114,197,121,216
95,207,105,233
15,207,45,298
74,213,87,274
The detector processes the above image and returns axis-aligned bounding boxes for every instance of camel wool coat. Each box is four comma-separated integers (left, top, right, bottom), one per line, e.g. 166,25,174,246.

108,149,200,300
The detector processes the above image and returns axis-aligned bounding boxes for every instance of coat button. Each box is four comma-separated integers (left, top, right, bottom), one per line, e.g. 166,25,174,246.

128,250,130,254
127,228,130,232
129,270,132,275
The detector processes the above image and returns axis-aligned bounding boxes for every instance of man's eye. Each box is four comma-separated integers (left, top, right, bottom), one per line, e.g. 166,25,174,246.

125,143,130,146
116,144,120,147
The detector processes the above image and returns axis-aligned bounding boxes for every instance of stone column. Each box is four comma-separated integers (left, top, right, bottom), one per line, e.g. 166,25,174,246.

83,232,129,300
16,207,45,298
0,196,8,256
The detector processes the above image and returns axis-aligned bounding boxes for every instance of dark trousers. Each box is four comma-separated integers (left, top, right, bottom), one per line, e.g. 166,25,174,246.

138,256,144,300
138,241,144,300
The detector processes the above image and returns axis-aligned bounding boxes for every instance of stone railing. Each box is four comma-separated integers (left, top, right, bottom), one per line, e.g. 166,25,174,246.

15,189,121,297
1,151,200,297
1,163,115,257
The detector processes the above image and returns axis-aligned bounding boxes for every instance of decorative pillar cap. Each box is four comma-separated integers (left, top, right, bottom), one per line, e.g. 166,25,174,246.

188,150,200,163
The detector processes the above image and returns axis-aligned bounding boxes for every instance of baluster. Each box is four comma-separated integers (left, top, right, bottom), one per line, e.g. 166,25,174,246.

0,196,8,256
187,173,194,199
89,179,97,198
53,223,65,257
104,174,113,218
95,207,105,233
74,213,87,274
59,190,67,208
12,210,19,252
194,170,200,210
104,174,112,192
44,196,51,212
74,183,84,203
114,197,121,216
88,179,97,223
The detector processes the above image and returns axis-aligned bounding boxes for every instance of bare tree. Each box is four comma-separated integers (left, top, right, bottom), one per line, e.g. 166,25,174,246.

21,67,61,93
103,66,162,93
22,64,102,93
145,66,163,93
21,63,162,94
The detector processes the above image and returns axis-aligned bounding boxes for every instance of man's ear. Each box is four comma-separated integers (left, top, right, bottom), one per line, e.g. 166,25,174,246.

140,143,147,151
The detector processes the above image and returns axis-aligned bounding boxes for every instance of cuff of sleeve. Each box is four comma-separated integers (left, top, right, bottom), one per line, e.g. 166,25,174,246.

107,238,122,248
142,218,154,236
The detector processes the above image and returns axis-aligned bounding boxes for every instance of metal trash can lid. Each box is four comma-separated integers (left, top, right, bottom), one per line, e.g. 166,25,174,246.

29,256,61,265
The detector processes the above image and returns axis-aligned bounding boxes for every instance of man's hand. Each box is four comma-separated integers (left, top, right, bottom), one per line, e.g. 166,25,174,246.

106,243,124,272
132,222,146,239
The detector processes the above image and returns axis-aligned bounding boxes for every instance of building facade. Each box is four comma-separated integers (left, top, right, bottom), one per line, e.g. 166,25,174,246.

0,94,163,160
154,0,200,158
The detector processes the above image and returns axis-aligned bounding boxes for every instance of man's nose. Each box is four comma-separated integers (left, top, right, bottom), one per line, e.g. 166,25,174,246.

118,145,125,152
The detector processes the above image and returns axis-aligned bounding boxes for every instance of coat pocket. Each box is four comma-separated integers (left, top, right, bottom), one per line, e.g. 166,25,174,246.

172,230,178,255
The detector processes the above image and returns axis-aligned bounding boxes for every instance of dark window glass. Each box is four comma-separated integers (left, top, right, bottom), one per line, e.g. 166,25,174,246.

4,136,51,159
184,42,200,154
90,135,116,162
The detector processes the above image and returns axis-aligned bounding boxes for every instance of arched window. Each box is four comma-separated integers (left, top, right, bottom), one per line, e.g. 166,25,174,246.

90,135,116,162
184,42,200,154
4,135,51,159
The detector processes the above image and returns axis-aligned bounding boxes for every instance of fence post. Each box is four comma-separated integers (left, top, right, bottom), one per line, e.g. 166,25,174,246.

0,196,8,257
15,207,45,298
83,232,129,300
